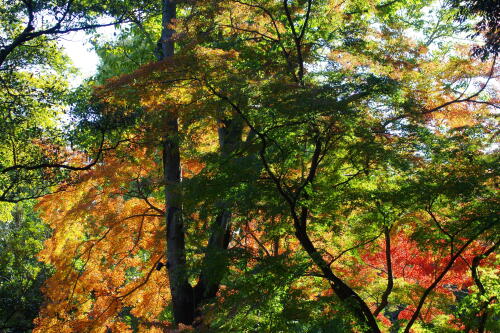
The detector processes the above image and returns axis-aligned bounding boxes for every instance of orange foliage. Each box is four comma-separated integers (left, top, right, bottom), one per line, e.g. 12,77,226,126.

34,146,170,332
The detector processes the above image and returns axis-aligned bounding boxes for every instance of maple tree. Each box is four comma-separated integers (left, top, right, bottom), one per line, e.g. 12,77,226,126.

0,0,161,206
0,0,498,332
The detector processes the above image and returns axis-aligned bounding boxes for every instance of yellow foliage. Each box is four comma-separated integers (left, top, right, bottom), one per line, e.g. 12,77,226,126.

35,146,170,331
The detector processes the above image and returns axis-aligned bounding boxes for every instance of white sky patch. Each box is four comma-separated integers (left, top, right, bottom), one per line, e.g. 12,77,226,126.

60,25,117,87
60,31,98,86
57,26,117,129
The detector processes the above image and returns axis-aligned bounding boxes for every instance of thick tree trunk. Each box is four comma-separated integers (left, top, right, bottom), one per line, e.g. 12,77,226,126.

194,118,243,306
163,117,195,324
159,0,195,325
194,210,232,303
159,42,244,321
158,1,245,323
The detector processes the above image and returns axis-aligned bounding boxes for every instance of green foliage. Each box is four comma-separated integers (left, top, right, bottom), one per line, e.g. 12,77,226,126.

0,0,162,204
92,17,161,83
0,201,52,332
206,254,358,332
0,33,73,203
455,264,500,332
1,0,498,332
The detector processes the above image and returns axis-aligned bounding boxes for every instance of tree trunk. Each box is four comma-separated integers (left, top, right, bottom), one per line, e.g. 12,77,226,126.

294,222,381,333
374,226,393,317
159,0,195,325
194,210,232,303
163,117,195,324
158,2,247,322
194,118,243,307
471,242,498,333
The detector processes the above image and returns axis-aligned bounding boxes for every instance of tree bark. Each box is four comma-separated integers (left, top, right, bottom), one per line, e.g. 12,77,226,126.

374,226,393,317
194,210,232,303
194,118,243,307
471,241,498,333
159,0,195,325
158,25,244,319
294,221,381,333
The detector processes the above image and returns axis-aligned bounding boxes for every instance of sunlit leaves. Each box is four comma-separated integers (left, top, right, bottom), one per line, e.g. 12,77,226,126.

30,0,499,331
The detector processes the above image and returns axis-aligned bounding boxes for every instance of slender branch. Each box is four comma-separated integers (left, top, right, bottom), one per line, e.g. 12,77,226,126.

374,226,394,316
245,222,271,257
382,55,498,128
1,131,106,173
426,205,455,255
282,0,308,83
202,80,298,213
422,55,496,116
328,232,382,266
403,224,493,332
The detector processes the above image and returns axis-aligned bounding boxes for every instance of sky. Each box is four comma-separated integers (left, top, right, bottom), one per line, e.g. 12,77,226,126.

60,31,97,78
60,26,116,86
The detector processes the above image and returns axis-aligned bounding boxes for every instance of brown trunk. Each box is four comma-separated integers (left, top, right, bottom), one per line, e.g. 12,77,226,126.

194,118,243,306
373,226,393,317
471,242,498,333
194,210,232,303
159,0,195,325
163,114,195,324
294,221,381,333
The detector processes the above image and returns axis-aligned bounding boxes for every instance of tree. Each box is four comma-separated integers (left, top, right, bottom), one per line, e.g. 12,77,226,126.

449,0,500,59
32,0,498,332
0,2,163,331
0,0,161,204
0,202,51,332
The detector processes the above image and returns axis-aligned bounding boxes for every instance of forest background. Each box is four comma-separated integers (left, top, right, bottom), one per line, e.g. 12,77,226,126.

0,0,498,332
